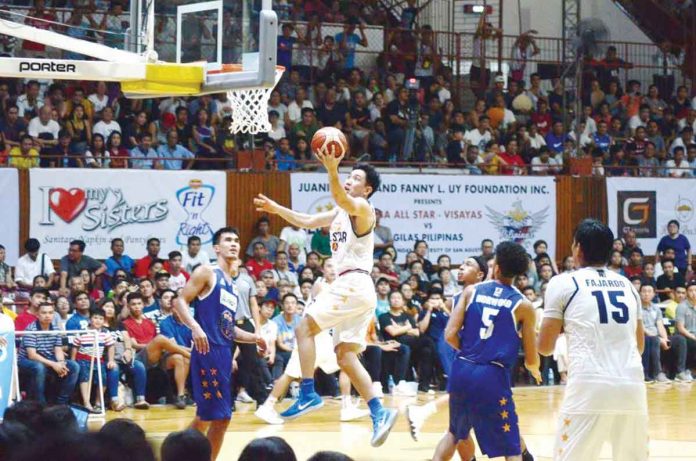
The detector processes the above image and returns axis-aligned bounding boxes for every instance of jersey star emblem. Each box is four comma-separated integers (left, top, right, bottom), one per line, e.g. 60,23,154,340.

499,397,507,406
203,392,212,400
502,423,511,433
202,380,209,388
200,369,206,376
500,410,509,420
212,379,219,387
561,433,569,442
341,296,348,304
563,418,571,427
210,368,218,376
215,390,223,399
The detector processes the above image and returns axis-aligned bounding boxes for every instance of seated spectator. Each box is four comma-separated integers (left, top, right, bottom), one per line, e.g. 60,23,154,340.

59,240,106,297
375,277,392,319
311,226,331,259
8,134,39,169
272,251,299,286
656,219,692,274
122,292,191,409
71,308,123,411
157,129,194,170
246,242,275,281
15,287,55,331
167,251,190,291
237,436,297,461
104,238,135,291
92,107,121,141
672,281,696,382
656,259,686,302
161,429,211,461
290,109,319,148
154,271,171,299
272,294,301,378
624,249,644,278
639,284,670,383
129,133,159,169
66,291,91,334
378,291,419,395
17,302,79,404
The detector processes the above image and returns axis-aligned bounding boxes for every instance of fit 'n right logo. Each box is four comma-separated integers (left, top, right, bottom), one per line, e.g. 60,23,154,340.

617,191,656,238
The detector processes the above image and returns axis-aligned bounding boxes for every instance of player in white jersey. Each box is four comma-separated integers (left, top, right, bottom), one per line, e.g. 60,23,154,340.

254,156,398,447
254,258,370,424
538,219,648,461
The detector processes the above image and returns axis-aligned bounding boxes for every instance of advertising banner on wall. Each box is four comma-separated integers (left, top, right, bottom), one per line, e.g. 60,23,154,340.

291,173,556,261
607,178,696,255
0,169,20,264
29,169,227,259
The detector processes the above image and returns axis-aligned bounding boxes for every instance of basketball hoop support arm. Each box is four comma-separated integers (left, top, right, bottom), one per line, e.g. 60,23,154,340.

0,18,146,63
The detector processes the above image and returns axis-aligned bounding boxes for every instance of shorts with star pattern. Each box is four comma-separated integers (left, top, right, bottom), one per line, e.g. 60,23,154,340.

448,358,521,458
304,272,376,352
553,413,649,461
190,345,233,421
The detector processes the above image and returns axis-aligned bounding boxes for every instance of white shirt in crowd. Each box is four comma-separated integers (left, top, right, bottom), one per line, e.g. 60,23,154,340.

168,273,188,291
665,159,691,177
16,94,44,118
88,93,110,114
181,249,211,274
279,226,311,254
464,129,492,151
286,99,314,124
93,119,122,140
28,117,60,140
14,252,56,286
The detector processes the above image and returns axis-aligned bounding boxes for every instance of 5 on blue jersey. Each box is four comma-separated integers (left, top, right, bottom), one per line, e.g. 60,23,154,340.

458,281,524,369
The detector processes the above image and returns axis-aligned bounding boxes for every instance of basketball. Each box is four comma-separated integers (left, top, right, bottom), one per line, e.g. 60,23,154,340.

311,127,349,158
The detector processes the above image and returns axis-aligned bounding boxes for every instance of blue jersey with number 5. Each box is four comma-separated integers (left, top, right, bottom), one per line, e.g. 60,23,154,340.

458,281,524,369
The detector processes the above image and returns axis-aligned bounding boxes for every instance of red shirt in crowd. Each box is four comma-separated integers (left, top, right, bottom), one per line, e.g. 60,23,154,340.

498,152,526,175
245,258,274,281
624,265,643,278
123,317,157,345
14,311,38,331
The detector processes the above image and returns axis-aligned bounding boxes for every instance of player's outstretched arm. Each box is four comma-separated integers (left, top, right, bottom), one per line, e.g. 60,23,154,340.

517,300,541,384
174,265,212,354
315,148,373,219
233,327,267,353
444,285,474,350
254,193,337,229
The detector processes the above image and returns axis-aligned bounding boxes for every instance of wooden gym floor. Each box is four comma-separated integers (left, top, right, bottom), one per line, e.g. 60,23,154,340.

101,383,696,460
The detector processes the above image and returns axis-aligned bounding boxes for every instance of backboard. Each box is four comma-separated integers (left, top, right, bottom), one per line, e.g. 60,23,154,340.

131,0,279,92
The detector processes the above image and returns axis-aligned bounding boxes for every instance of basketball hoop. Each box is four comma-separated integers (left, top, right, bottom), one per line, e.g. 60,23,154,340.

219,64,285,134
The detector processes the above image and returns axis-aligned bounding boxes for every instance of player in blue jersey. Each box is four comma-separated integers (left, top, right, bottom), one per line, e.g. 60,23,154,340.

436,242,541,461
173,227,267,461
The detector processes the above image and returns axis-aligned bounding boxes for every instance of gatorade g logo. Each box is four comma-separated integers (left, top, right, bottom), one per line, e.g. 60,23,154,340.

618,191,656,238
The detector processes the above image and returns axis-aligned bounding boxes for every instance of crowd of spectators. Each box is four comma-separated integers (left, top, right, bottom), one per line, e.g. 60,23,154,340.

0,400,355,461
1,1,694,173
1,212,695,416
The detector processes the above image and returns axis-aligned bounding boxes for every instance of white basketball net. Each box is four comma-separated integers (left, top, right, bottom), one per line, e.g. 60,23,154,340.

227,68,284,134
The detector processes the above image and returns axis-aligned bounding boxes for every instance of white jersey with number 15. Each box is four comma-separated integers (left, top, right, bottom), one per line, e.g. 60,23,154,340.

543,266,647,415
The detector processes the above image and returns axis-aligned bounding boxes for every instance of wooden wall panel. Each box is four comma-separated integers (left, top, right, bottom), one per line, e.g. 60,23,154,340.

555,176,608,260
18,169,29,251
226,172,292,250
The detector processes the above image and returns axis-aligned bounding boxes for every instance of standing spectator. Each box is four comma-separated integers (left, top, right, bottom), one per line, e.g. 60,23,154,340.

167,251,190,291
378,291,419,395
510,30,540,83
59,240,106,297
385,87,409,161
246,242,275,281
246,217,281,260
14,238,55,290
672,281,696,382
656,220,692,275
134,238,161,279
653,41,682,98
21,0,55,58
181,236,211,273
639,284,670,383
17,302,79,404
277,23,298,71
335,18,368,71
470,12,502,97
272,293,301,378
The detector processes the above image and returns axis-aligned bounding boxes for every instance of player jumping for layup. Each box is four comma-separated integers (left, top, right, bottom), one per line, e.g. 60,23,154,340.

174,227,266,461
254,156,398,447
439,242,540,461
538,219,648,461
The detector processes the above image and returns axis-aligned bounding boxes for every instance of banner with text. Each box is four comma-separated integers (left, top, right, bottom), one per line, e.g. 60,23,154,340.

291,174,556,261
0,169,20,264
607,178,696,255
30,169,227,259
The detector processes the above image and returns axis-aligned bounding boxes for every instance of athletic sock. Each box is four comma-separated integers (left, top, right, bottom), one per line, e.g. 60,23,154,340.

341,395,351,409
367,397,383,417
264,395,277,407
300,378,316,398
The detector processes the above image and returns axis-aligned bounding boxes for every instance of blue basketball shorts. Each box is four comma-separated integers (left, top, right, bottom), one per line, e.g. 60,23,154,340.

190,345,233,421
